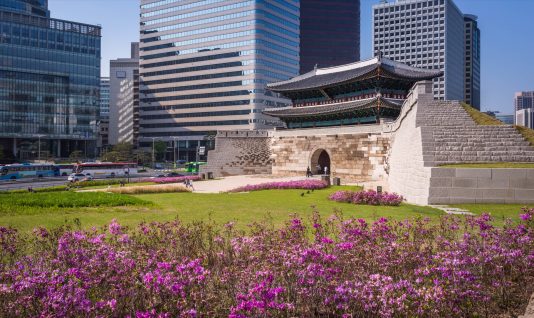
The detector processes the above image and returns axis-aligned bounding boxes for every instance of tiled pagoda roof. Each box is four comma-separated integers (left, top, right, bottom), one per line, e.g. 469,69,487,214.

262,96,402,119
266,56,443,92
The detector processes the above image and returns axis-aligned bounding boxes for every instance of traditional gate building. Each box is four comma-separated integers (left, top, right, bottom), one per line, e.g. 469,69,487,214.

203,57,534,204
262,56,441,180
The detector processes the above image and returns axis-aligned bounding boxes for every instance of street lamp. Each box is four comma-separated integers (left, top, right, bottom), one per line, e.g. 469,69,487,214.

150,137,157,169
36,134,45,162
172,136,179,169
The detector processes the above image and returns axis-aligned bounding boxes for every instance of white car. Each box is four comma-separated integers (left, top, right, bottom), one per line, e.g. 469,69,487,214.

68,173,90,182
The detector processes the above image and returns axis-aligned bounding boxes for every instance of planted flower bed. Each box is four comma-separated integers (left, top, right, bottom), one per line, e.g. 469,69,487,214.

229,179,328,192
329,189,404,206
144,175,201,184
0,209,533,317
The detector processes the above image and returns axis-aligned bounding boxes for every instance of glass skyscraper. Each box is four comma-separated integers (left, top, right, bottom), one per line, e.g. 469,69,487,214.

299,0,360,74
0,0,101,160
139,0,299,160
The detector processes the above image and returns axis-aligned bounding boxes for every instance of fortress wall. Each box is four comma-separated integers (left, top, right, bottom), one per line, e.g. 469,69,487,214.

271,132,390,183
201,131,272,177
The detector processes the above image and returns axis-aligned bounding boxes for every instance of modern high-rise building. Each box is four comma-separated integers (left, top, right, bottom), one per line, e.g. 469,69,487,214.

109,42,140,146
515,91,534,112
139,0,299,161
463,14,480,109
98,77,110,152
515,91,534,128
299,0,360,74
0,0,101,159
372,0,469,102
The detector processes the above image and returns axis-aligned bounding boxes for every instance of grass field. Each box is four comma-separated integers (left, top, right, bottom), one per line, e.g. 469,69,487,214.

0,185,529,232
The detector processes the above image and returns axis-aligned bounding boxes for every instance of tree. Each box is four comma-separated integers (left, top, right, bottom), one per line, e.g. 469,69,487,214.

69,150,83,162
100,142,134,162
133,150,151,165
154,141,167,161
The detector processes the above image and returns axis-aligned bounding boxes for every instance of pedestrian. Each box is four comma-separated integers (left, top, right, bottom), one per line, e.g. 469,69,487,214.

27,186,33,193
306,167,312,178
120,180,125,187
324,166,329,175
189,179,194,191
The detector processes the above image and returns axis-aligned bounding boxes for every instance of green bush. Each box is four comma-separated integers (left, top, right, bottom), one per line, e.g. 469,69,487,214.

0,192,148,215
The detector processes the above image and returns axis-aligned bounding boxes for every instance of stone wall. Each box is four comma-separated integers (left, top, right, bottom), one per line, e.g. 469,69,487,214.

386,81,434,205
428,167,534,204
201,131,272,177
271,130,390,182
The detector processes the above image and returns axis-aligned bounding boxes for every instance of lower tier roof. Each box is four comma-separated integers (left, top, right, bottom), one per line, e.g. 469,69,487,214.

262,96,403,120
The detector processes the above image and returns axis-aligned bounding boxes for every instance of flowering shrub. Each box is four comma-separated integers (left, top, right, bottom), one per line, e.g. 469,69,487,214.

144,176,201,184
1,209,533,317
329,189,404,206
229,179,328,192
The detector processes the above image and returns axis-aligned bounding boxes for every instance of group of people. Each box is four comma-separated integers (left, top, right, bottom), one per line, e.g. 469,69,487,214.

306,165,329,178
183,178,194,190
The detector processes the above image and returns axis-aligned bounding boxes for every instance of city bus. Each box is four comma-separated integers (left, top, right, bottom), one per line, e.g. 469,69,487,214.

0,164,60,180
56,164,76,176
73,162,138,177
185,162,206,174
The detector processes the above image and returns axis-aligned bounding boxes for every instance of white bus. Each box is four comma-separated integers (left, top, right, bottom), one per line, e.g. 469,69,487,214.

73,162,138,177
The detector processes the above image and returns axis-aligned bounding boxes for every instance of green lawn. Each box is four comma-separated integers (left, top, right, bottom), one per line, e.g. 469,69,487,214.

0,186,529,232
0,186,444,232
450,204,533,222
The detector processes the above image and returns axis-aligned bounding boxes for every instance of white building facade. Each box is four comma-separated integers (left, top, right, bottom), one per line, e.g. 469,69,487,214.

515,91,534,129
108,43,140,146
139,0,300,159
372,0,468,102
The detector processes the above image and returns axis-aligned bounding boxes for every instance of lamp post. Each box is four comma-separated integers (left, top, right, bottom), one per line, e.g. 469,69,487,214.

36,134,45,162
150,137,156,169
172,136,179,169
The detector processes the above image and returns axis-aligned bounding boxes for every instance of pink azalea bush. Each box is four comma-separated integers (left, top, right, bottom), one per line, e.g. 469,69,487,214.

1,208,533,317
229,179,328,192
144,175,201,184
329,189,404,206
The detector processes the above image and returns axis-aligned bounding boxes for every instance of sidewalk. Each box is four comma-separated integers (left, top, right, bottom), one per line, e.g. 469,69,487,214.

193,175,313,193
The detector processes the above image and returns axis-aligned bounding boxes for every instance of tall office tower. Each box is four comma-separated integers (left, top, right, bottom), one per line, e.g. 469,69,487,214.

98,77,110,153
515,91,534,112
372,0,469,101
109,42,140,146
299,0,360,74
464,14,480,109
515,91,534,128
139,0,299,161
0,0,101,160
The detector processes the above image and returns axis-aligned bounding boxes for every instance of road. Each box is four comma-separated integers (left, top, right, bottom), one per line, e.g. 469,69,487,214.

0,175,150,192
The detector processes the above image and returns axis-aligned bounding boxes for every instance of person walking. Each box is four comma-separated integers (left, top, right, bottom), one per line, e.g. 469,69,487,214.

324,166,329,175
306,167,312,178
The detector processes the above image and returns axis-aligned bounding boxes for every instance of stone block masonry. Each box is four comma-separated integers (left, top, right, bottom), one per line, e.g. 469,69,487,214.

428,168,534,204
271,130,390,182
201,131,272,178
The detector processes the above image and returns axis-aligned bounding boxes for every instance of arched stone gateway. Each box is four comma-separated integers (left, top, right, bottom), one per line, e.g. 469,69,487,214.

310,149,331,175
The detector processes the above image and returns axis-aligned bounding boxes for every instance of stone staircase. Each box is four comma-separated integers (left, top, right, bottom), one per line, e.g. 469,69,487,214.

416,100,534,166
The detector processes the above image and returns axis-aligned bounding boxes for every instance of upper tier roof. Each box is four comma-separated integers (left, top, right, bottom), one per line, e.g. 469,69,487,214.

267,56,443,93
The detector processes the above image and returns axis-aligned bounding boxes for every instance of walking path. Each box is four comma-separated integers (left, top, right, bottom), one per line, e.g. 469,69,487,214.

193,175,314,193
429,205,475,215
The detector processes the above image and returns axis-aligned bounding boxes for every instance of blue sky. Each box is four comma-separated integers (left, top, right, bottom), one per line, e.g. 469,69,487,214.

48,0,534,114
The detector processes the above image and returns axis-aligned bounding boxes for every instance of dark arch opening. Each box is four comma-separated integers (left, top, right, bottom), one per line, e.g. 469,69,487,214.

310,149,331,175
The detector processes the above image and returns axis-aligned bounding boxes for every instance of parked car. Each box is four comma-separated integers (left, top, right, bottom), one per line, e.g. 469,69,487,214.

81,176,94,182
68,173,88,182
154,163,164,170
